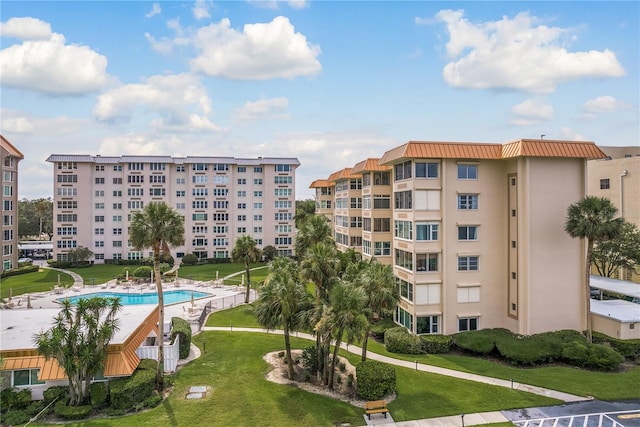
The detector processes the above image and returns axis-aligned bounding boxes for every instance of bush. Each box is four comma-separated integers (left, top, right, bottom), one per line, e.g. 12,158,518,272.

133,265,153,278
370,318,396,341
563,342,624,371
171,317,192,359
0,265,39,278
356,360,396,400
454,328,514,355
181,253,198,266
143,392,162,409
90,382,108,408
593,332,640,359
43,385,69,405
495,334,559,365
420,334,453,354
109,359,156,411
384,327,423,354
300,345,320,374
54,402,92,420
1,409,30,426
0,388,32,411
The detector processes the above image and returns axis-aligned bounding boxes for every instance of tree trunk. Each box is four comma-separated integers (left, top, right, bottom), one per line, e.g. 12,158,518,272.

154,245,165,391
244,262,251,304
284,322,295,380
585,240,593,344
322,336,331,386
328,328,344,389
361,328,370,362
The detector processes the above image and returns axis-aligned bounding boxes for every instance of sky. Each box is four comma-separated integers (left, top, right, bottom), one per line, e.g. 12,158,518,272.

1,1,638,200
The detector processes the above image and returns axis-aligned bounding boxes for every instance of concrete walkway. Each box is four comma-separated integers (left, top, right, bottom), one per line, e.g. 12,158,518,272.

201,326,590,426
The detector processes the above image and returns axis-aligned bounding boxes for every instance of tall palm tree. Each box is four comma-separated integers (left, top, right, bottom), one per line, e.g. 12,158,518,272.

293,199,317,229
565,196,622,343
326,281,368,389
231,235,261,303
358,260,398,361
295,214,333,259
255,257,311,379
130,202,184,390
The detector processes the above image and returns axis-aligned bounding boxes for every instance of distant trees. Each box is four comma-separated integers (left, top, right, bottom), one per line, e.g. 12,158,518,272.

34,297,121,406
591,221,640,279
294,199,316,229
18,198,53,239
67,246,94,263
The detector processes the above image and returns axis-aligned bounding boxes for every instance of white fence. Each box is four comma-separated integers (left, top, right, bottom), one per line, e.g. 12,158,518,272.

136,335,180,373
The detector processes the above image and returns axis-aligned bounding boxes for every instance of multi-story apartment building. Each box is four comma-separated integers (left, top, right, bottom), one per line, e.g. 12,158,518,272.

309,179,334,224
313,139,606,337
1,136,24,273
351,159,392,265
328,168,363,253
46,155,299,263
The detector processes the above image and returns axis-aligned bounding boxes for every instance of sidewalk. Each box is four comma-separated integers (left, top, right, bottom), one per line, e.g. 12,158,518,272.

202,326,589,426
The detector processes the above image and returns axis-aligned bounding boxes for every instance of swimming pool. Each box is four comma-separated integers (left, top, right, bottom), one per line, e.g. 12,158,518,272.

59,290,212,306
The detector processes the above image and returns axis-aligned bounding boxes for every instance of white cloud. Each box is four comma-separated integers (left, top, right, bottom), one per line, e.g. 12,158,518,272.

0,19,108,95
145,3,161,18
145,19,192,55
191,16,321,80
434,9,625,93
559,127,588,141
98,132,186,156
0,17,52,40
511,98,554,126
1,114,35,133
583,96,632,117
192,0,211,20
288,0,309,9
93,73,218,132
233,97,291,122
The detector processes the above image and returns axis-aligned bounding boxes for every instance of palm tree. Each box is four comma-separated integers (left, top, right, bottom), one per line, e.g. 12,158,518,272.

294,199,317,229
326,281,368,389
565,196,622,343
255,257,311,379
294,214,333,259
357,260,398,361
130,202,184,390
35,297,122,406
231,235,261,303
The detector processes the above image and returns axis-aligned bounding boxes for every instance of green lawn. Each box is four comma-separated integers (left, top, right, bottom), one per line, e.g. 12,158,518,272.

205,302,261,328
0,268,73,298
44,332,558,427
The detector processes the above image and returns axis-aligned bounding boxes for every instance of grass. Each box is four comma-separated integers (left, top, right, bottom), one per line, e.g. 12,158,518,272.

40,332,558,427
205,302,261,328
0,268,73,298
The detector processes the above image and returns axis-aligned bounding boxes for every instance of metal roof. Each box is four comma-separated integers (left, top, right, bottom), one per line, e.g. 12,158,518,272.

590,275,640,299
328,168,357,182
591,299,640,323
309,179,333,188
45,154,300,166
350,158,391,174
0,135,24,159
46,154,95,163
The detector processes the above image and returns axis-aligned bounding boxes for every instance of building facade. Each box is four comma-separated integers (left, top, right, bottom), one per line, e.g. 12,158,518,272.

1,136,24,273
46,155,299,263
313,139,606,336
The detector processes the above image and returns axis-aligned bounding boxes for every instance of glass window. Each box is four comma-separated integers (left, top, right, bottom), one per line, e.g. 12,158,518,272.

458,226,478,241
416,222,438,241
415,162,438,178
458,256,479,271
417,316,439,334
458,164,478,180
457,194,478,210
458,317,479,331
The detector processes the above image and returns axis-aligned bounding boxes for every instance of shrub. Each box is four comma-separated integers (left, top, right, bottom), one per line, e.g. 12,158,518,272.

0,388,32,411
2,409,30,426
593,332,640,359
370,318,396,340
54,402,93,420
133,265,153,278
90,382,108,408
496,334,559,365
420,334,453,354
0,265,39,278
181,253,198,266
583,344,624,371
171,317,192,359
384,327,423,354
454,329,513,355
356,360,396,400
143,392,162,409
300,345,320,374
109,359,156,411
25,400,46,417
43,385,69,405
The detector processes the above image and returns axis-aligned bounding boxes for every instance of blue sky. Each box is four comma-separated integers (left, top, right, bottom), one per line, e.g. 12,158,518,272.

1,1,638,200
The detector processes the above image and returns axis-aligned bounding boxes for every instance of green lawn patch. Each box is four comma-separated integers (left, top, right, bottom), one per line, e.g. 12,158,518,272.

205,303,261,328
0,269,73,298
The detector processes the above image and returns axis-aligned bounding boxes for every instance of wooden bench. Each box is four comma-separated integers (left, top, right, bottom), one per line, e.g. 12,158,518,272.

364,400,388,420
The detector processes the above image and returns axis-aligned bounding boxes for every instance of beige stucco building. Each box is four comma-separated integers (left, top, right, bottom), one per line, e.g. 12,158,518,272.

46,155,299,263
313,139,607,336
1,136,24,272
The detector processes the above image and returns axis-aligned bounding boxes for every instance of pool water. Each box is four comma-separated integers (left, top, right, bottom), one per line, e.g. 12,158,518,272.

60,290,212,306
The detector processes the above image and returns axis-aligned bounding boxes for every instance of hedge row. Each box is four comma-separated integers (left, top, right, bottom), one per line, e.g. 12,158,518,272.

593,332,640,359
0,264,39,278
384,327,453,354
109,359,157,411
171,316,193,359
356,360,396,400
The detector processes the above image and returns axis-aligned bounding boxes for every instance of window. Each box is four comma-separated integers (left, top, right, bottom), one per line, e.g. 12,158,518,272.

396,307,413,331
350,216,362,228
113,190,122,197
128,201,144,209
128,188,144,196
395,249,413,270
457,194,478,210
113,177,123,184
213,188,228,196
176,203,185,210
193,201,208,209
193,213,208,221
213,163,229,171
458,317,479,331
457,286,480,303
193,238,208,246
58,214,77,222
275,164,291,172
238,215,246,221
275,237,292,245
176,190,186,197
373,171,390,185
416,253,438,272
95,228,104,235
416,222,438,241
600,179,610,189
13,369,44,386
396,278,413,302
58,201,78,209
362,239,371,255
128,163,144,171
417,316,439,334
113,215,122,222
373,195,391,209
176,165,185,172
394,160,412,181
254,166,263,173
374,218,390,232
112,203,122,210
113,241,122,248
254,203,263,209
274,201,291,209
95,203,104,209
149,175,166,183
458,226,478,241
254,178,263,185
254,215,263,221
150,188,166,196
213,201,228,209
57,161,76,170
394,191,412,209
94,177,105,184
254,191,263,197
212,213,229,221
254,226,263,233
350,178,362,190
237,178,246,185
112,228,122,235
458,164,478,180
274,213,292,221
237,166,246,173
394,220,412,240
113,165,123,171
193,175,208,184
458,256,479,271
128,175,144,183
275,188,292,197
192,163,208,171
193,226,209,234
274,176,292,184
58,188,78,196
415,162,438,178
350,198,362,208
374,241,391,256
237,203,246,209
176,178,185,185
